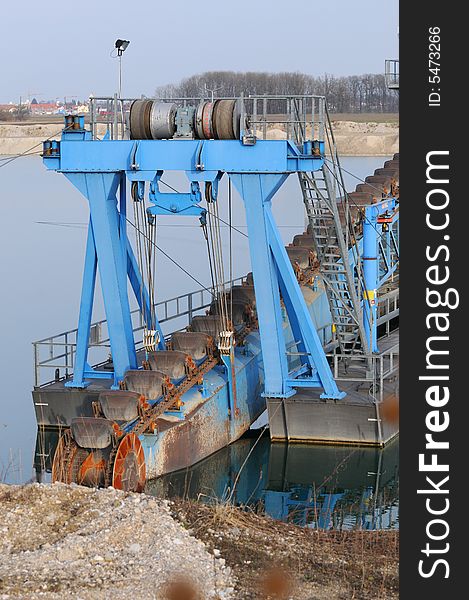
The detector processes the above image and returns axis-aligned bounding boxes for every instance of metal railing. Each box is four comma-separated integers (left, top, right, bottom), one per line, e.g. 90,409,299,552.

88,93,327,146
377,287,399,335
317,285,400,407
242,94,326,142
329,343,399,398
330,339,399,445
89,94,134,141
32,276,245,387
33,280,399,390
326,288,399,406
385,60,399,90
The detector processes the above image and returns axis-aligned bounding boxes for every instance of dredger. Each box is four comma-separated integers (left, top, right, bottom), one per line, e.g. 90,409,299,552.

33,94,399,491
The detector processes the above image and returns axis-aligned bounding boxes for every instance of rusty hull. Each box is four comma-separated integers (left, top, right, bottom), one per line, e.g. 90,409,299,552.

142,335,265,479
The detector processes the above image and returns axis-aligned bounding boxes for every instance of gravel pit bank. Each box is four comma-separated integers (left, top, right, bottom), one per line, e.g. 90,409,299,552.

0,484,234,600
0,122,398,156
0,483,398,599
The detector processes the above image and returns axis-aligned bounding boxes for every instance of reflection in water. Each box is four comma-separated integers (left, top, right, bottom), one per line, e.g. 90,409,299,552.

145,433,399,530
1,157,390,481
34,429,399,529
33,427,57,482
34,428,398,530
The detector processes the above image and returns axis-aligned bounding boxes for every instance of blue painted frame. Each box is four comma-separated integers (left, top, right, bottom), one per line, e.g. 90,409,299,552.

43,118,397,399
45,125,330,392
363,199,399,352
64,172,164,387
231,173,345,399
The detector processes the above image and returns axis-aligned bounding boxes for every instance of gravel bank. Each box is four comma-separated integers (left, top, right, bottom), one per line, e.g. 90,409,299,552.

0,124,108,155
0,124,62,156
330,120,399,156
0,484,234,600
0,484,399,599
0,121,398,156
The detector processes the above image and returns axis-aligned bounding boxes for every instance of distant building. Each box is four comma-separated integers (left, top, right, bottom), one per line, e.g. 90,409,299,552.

1,99,90,117
30,103,60,115
0,103,17,113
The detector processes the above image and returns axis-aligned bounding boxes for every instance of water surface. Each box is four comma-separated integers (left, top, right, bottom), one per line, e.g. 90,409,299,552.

0,155,391,482
146,434,399,530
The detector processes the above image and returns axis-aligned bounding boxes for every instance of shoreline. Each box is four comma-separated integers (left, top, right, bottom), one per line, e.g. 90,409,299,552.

0,483,399,599
0,119,399,157
173,497,399,600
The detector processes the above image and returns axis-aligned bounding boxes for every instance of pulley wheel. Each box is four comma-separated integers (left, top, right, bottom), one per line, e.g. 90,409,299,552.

201,101,215,139
129,99,153,139
194,101,206,139
112,433,146,492
149,101,177,139
52,432,88,484
77,450,107,487
212,99,236,139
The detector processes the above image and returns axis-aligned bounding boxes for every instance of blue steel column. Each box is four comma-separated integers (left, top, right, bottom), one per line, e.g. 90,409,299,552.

384,226,391,277
119,173,128,264
66,220,97,388
363,206,379,353
66,172,138,383
230,173,293,398
265,210,345,399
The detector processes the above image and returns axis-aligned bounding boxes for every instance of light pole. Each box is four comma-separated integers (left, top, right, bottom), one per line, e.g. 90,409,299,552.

115,39,130,98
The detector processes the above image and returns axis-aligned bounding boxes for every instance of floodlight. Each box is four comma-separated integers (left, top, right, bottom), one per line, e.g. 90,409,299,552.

113,39,131,97
115,39,130,54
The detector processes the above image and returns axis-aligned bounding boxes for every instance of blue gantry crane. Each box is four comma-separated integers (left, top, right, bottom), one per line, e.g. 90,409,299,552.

36,95,399,490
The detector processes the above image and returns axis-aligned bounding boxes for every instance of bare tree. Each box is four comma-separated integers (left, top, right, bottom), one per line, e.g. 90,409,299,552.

155,71,398,113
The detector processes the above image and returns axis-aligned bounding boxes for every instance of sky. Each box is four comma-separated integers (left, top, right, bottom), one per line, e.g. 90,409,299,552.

0,0,398,104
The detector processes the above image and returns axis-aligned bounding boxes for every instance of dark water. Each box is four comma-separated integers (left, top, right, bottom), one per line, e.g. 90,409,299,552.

1,156,393,491
34,427,398,530
146,434,399,530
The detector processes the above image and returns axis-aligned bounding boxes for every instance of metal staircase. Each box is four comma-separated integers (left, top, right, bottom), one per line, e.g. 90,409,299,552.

296,107,370,355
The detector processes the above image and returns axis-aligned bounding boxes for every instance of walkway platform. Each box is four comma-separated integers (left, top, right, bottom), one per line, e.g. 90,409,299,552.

267,330,399,446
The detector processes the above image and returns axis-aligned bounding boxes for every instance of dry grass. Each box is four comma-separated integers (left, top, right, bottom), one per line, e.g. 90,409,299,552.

171,498,399,599
0,450,24,484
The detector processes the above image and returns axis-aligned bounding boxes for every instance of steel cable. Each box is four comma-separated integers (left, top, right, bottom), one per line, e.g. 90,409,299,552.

229,179,233,327
0,125,73,169
131,183,148,328
159,178,249,239
125,216,215,297
205,186,228,333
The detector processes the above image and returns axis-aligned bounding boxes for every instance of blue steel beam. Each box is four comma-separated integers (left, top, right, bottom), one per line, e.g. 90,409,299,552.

363,199,399,352
70,189,165,386
119,173,127,266
231,173,344,400
44,139,324,174
231,173,292,398
66,172,137,384
65,221,97,388
265,209,344,399
43,126,345,397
